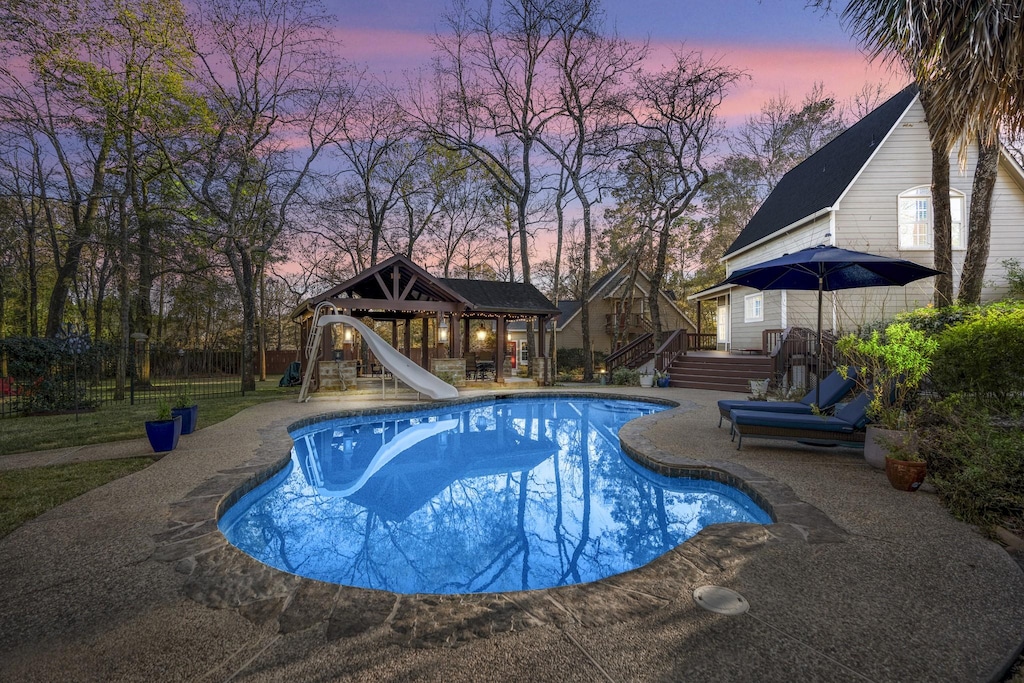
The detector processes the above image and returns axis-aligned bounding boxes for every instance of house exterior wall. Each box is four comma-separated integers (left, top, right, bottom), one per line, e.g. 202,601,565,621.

727,214,832,349
557,273,694,354
721,96,1024,341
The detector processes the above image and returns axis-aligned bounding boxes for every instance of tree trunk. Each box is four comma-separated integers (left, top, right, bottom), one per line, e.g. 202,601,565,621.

920,86,953,306
45,137,111,337
648,215,672,349
580,198,594,382
958,135,999,304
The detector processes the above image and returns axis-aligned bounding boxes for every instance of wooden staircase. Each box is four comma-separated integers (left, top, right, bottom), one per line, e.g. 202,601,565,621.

667,354,772,392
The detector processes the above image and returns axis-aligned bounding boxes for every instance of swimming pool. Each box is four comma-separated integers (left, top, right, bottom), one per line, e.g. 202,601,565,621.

220,396,771,594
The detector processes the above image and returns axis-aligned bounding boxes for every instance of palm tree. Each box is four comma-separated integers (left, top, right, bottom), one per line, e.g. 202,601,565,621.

839,0,1024,304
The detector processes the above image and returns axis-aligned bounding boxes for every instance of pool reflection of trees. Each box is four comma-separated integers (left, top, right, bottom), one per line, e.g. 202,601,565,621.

226,400,767,593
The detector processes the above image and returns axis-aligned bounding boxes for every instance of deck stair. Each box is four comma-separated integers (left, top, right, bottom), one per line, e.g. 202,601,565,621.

667,353,772,393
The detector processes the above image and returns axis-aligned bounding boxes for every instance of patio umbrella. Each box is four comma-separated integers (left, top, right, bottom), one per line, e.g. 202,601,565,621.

722,244,942,405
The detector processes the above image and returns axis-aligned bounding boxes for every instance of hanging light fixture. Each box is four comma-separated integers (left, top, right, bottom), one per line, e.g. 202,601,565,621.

438,317,448,343
476,326,487,342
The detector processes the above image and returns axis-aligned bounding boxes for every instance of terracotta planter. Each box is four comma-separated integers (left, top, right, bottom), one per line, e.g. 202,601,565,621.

885,456,927,492
864,426,917,470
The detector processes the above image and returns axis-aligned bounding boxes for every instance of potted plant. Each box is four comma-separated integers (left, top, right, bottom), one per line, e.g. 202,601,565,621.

171,385,198,434
639,370,654,388
655,370,671,388
836,322,938,489
748,378,769,400
145,401,182,453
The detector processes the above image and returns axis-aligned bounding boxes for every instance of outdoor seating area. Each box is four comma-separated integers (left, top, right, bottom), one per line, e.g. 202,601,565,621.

716,368,858,428
729,390,872,450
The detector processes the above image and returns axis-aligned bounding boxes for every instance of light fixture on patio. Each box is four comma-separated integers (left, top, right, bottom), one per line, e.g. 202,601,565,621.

343,326,353,343
438,317,448,343
476,327,487,342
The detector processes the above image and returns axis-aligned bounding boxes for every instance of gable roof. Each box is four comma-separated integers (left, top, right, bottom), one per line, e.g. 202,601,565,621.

556,263,695,330
292,254,558,320
438,278,560,317
723,83,919,258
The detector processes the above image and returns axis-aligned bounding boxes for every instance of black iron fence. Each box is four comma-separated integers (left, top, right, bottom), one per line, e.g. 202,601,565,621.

1,337,245,418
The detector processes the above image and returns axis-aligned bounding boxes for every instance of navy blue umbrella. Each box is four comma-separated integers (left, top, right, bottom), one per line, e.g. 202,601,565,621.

723,245,942,404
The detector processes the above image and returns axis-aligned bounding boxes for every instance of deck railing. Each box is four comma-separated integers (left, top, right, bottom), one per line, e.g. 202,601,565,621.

655,329,687,373
768,327,838,388
686,333,718,351
604,332,653,373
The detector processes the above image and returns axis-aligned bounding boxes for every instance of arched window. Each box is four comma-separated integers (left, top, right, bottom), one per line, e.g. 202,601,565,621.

897,186,966,250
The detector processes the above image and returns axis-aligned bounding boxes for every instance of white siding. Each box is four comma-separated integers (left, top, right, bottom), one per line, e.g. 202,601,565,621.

727,214,833,272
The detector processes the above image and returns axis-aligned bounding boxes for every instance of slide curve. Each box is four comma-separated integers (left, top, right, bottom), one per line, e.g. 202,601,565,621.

309,419,459,497
317,314,460,400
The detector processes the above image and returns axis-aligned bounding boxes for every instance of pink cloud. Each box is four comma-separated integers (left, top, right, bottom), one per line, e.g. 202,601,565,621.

643,40,907,125
326,26,906,125
327,27,436,75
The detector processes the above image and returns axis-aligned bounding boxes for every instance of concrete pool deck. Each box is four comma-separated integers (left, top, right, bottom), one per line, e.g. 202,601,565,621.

1,386,1022,682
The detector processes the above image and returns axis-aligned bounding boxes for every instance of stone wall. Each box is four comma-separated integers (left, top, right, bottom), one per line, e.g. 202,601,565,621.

318,360,358,391
429,358,466,388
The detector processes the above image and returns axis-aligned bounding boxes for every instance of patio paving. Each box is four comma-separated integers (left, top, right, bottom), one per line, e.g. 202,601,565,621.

1,386,1022,682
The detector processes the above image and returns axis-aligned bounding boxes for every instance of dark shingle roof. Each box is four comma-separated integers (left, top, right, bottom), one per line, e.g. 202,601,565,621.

724,83,918,257
438,278,560,316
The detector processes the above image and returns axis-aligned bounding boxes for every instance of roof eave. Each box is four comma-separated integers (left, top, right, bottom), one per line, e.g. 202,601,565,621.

721,207,834,264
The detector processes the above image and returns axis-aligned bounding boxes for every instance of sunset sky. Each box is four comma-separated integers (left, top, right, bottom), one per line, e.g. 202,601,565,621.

327,0,908,124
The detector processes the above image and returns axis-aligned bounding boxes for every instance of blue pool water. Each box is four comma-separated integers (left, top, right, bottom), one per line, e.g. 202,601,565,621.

220,397,771,594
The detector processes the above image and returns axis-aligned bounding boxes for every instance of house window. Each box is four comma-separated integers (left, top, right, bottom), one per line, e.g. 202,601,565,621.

744,293,763,323
897,186,966,250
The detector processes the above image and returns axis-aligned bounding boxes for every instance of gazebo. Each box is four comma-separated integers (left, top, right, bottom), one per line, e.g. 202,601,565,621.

291,255,560,390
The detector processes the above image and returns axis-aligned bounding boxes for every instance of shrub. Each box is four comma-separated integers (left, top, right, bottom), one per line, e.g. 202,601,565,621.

611,367,639,386
929,304,1024,409
836,322,938,430
1004,258,1024,299
555,347,606,373
918,397,1024,534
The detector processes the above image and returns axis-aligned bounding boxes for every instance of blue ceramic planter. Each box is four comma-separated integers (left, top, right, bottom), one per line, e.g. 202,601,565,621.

145,415,182,452
172,404,199,434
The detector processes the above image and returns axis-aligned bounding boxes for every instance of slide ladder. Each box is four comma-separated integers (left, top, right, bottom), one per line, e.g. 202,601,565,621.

297,303,343,403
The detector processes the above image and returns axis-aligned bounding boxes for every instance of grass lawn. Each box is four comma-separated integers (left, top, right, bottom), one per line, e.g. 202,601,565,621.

0,381,298,456
0,457,154,538
0,381,299,538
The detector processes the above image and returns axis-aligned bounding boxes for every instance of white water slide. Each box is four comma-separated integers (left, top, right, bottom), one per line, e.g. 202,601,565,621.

298,313,459,402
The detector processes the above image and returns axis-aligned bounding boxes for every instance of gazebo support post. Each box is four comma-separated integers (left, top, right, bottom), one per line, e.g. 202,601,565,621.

496,316,506,384
451,313,462,358
421,316,429,368
536,314,549,385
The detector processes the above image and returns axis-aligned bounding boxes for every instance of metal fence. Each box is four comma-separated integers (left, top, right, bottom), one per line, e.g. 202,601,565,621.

1,340,245,418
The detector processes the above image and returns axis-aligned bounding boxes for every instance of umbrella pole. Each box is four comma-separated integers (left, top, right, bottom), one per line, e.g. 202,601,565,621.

816,278,823,408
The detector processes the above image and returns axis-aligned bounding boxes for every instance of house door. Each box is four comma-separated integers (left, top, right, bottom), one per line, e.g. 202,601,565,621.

717,303,730,350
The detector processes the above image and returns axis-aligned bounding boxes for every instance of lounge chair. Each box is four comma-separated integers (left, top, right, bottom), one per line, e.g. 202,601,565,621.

729,391,871,450
717,368,858,428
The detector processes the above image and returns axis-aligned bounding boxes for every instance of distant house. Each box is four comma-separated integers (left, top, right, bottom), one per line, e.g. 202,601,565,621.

509,263,695,369
690,83,1024,352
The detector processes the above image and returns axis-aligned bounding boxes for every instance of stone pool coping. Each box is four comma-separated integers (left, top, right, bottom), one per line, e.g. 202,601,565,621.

154,393,847,647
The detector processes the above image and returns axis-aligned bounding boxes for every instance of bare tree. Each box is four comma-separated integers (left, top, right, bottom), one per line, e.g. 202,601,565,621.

328,74,421,267
621,51,743,346
411,0,574,362
537,0,644,380
158,0,346,390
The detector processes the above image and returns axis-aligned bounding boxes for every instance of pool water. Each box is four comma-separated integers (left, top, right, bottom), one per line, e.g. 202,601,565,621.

220,397,771,594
